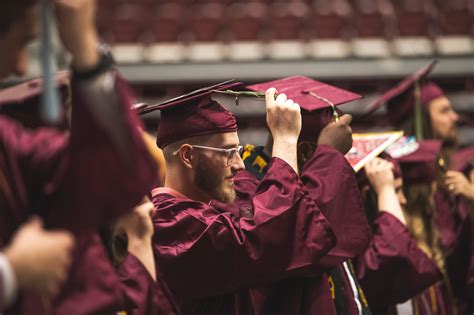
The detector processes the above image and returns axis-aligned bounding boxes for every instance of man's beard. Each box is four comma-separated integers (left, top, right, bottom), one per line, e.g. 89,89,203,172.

194,155,236,203
441,128,459,149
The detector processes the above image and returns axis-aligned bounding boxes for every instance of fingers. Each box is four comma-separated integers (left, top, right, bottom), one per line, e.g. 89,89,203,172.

265,88,277,109
284,98,294,107
275,92,287,105
25,215,44,230
49,230,75,250
339,114,353,126
147,202,157,217
365,158,393,175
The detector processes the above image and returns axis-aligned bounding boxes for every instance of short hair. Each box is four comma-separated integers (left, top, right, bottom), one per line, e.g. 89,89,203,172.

0,1,37,37
162,134,213,162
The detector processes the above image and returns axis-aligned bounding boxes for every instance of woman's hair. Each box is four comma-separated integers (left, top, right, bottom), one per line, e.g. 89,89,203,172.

404,183,445,274
99,221,128,268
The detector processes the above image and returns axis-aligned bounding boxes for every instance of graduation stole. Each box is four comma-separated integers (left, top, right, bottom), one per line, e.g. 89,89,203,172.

241,144,271,180
328,267,348,315
327,261,371,315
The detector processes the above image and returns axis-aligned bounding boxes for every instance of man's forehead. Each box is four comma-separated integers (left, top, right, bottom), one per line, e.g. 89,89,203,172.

429,96,451,110
208,132,240,146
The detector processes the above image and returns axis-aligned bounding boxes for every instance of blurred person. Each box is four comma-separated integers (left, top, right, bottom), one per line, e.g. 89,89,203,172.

366,61,473,203
384,141,469,314
0,0,158,313
149,82,338,314
366,63,473,313
0,74,175,314
354,156,442,315
208,76,372,315
0,217,74,310
397,82,473,203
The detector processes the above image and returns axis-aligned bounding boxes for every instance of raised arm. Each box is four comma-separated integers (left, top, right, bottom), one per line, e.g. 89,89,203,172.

265,88,301,174
32,0,156,231
300,118,370,267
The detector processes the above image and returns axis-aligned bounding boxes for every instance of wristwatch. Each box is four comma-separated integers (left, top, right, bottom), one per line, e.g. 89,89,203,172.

72,42,115,80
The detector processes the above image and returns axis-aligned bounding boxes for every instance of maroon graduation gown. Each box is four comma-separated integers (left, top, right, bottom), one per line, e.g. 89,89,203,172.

211,144,372,314
431,189,472,315
300,145,371,266
152,157,336,314
413,146,473,315
118,252,181,315
363,190,472,315
354,212,442,315
0,74,158,314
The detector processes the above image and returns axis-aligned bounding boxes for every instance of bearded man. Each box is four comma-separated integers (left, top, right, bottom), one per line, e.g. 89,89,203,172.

149,83,338,314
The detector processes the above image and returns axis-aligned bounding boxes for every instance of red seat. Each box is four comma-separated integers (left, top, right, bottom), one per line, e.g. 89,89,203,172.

187,3,226,42
227,2,267,41
436,0,473,35
393,0,436,37
268,2,309,40
149,3,186,42
108,4,148,43
309,0,351,39
351,0,393,38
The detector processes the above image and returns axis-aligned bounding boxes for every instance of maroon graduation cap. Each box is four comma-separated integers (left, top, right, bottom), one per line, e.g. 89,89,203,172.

389,140,442,184
247,76,362,142
364,61,441,139
139,80,243,149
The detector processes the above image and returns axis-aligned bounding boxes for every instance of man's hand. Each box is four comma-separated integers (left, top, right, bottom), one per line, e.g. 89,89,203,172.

444,171,474,201
317,114,353,154
265,88,302,141
3,217,74,298
265,88,301,173
54,0,100,70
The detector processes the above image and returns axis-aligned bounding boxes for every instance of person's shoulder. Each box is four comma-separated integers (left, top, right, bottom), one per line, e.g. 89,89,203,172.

152,190,212,214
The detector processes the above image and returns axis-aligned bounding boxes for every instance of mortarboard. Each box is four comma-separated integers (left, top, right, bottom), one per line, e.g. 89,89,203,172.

0,71,71,128
246,76,362,142
388,139,442,185
139,80,242,149
420,82,445,106
365,61,440,139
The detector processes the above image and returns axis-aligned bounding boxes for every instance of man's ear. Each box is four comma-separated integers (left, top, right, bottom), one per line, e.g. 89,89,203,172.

177,144,194,169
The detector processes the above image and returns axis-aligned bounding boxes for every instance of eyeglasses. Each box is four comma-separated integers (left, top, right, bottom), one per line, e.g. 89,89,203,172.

173,145,244,166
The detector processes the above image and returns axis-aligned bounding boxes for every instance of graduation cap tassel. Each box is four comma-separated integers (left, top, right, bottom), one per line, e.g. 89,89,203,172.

40,0,61,124
302,91,339,122
414,80,423,140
